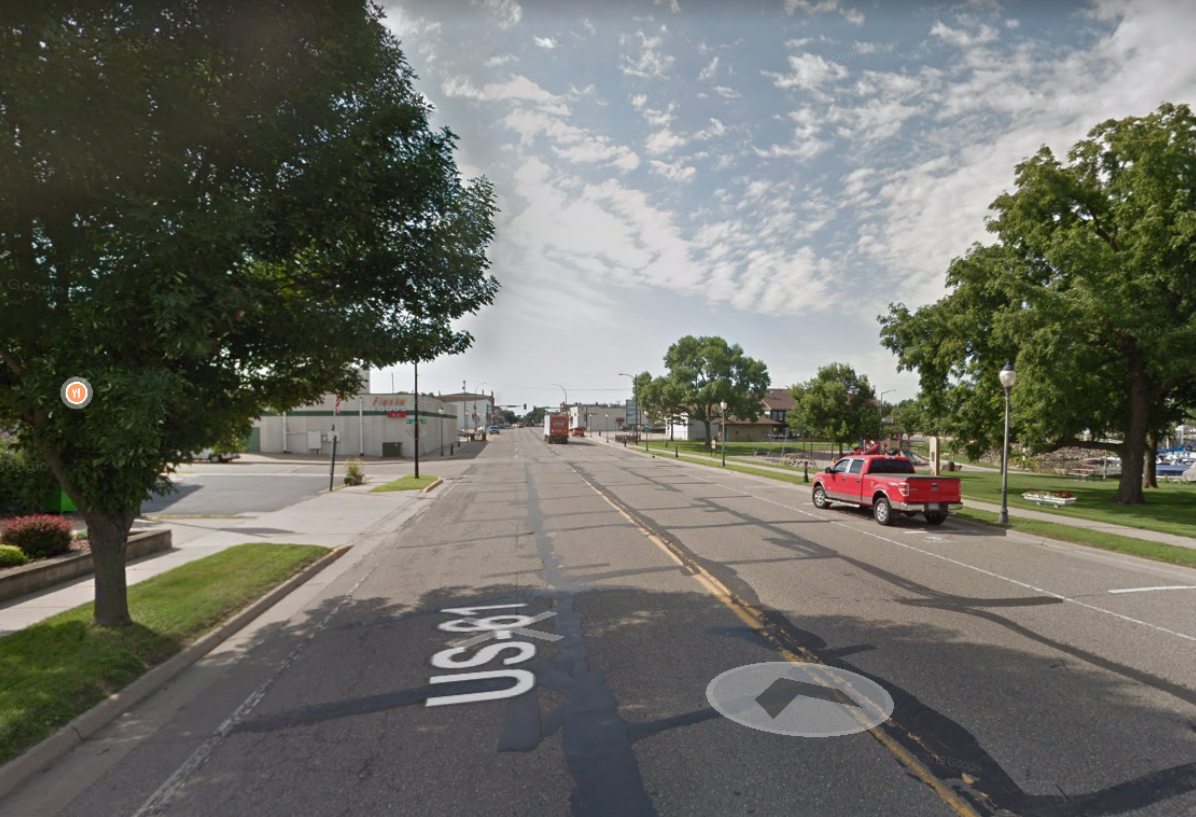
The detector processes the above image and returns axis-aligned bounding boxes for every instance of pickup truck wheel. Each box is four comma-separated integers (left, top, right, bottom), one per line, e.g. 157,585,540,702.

812,485,829,509
925,512,947,525
873,497,894,526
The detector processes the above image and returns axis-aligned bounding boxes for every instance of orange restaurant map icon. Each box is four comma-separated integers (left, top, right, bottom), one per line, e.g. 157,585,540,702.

60,377,93,409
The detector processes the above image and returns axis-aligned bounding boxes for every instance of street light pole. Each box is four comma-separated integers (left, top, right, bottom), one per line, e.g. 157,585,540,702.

439,407,445,455
997,362,1018,525
414,361,420,479
720,400,728,467
879,389,895,447
473,382,488,438
618,372,637,447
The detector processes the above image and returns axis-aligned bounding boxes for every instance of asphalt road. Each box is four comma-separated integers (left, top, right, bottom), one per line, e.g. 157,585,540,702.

7,429,1196,816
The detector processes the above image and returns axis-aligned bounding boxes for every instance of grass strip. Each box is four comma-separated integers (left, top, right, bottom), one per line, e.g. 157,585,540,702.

638,444,1196,567
647,449,813,487
953,468,1196,539
0,542,325,765
370,475,439,492
952,508,1196,569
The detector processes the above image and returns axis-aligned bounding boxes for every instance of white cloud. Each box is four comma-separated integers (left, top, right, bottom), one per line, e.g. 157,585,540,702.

534,36,557,49
698,56,720,81
474,0,522,29
485,54,516,67
650,159,697,182
714,86,741,99
929,21,999,49
501,106,639,172
442,75,566,112
654,0,681,12
642,102,677,127
620,29,676,79
645,127,687,155
763,53,849,95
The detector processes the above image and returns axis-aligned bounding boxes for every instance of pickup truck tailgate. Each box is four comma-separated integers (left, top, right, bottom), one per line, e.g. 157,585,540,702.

903,476,961,503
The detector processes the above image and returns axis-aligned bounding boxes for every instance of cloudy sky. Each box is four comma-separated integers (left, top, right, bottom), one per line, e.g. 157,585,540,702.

369,0,1196,412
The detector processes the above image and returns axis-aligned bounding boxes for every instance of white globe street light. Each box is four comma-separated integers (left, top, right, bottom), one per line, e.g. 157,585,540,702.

998,362,1018,525
720,400,728,467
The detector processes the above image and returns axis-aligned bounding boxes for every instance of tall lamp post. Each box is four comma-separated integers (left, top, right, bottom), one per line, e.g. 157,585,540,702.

473,382,488,438
879,389,895,448
997,362,1017,525
553,383,568,428
618,372,637,446
719,400,728,467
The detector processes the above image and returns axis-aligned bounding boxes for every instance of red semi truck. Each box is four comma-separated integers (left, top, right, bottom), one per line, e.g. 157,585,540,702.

811,454,962,526
544,413,570,444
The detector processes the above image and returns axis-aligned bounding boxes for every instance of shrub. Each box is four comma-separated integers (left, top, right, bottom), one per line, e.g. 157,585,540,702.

0,545,29,567
345,458,366,485
0,514,74,558
0,441,60,514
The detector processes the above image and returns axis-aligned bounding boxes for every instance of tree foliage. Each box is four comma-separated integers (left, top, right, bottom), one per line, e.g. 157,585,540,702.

787,363,879,455
880,103,1196,504
0,2,498,625
661,336,770,451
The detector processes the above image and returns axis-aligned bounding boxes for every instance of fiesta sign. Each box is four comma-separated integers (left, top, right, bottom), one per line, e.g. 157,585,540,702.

372,396,408,408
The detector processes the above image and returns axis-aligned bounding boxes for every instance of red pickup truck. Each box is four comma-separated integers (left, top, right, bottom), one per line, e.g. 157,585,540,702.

811,454,962,526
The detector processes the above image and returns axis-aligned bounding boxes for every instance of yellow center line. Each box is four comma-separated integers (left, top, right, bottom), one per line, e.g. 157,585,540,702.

568,462,992,817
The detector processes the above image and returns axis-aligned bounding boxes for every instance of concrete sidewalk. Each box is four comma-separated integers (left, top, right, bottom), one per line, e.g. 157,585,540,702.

0,483,431,636
607,437,1196,552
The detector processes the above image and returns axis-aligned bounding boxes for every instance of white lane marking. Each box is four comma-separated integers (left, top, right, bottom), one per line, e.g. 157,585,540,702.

644,466,1196,645
132,568,377,815
1108,585,1196,595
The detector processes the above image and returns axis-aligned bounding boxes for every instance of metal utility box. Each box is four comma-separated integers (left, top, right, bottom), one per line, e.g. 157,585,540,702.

382,442,404,458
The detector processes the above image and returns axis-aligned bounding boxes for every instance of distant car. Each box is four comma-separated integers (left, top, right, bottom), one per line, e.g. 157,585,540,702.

489,425,500,434
194,448,240,463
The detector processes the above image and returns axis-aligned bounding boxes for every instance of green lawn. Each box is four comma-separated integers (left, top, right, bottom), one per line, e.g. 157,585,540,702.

370,474,439,492
0,543,325,764
953,469,1196,539
645,439,838,458
952,508,1196,569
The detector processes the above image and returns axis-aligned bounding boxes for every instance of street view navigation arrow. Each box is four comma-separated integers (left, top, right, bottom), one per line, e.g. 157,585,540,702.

706,662,894,737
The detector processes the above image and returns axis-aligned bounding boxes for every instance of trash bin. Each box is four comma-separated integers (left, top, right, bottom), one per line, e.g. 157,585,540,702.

382,442,403,458
45,488,77,513
945,461,955,471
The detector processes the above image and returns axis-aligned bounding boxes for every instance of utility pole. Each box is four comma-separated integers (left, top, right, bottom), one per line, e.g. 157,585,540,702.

414,360,420,479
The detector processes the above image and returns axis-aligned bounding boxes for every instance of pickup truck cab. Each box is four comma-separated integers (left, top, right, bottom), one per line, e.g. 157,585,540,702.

811,454,962,526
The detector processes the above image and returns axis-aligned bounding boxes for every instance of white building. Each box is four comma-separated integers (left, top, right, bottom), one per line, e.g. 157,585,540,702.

568,404,626,433
252,391,457,459
439,391,496,433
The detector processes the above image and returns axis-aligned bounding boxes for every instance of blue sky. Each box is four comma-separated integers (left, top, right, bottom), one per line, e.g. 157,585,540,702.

370,0,1196,411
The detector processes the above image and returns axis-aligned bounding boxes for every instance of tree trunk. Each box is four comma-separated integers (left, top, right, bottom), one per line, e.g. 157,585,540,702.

85,510,137,627
1114,369,1151,504
703,417,713,453
1143,428,1158,490
34,438,138,626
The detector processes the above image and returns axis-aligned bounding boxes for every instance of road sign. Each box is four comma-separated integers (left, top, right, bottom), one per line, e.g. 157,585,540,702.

705,662,893,737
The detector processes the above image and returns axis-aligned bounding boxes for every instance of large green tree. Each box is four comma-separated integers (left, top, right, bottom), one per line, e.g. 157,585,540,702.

787,363,879,456
662,336,770,451
0,2,498,625
880,103,1196,504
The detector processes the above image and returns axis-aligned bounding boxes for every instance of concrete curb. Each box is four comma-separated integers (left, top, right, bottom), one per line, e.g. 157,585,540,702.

0,529,173,604
421,477,444,493
0,544,350,801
